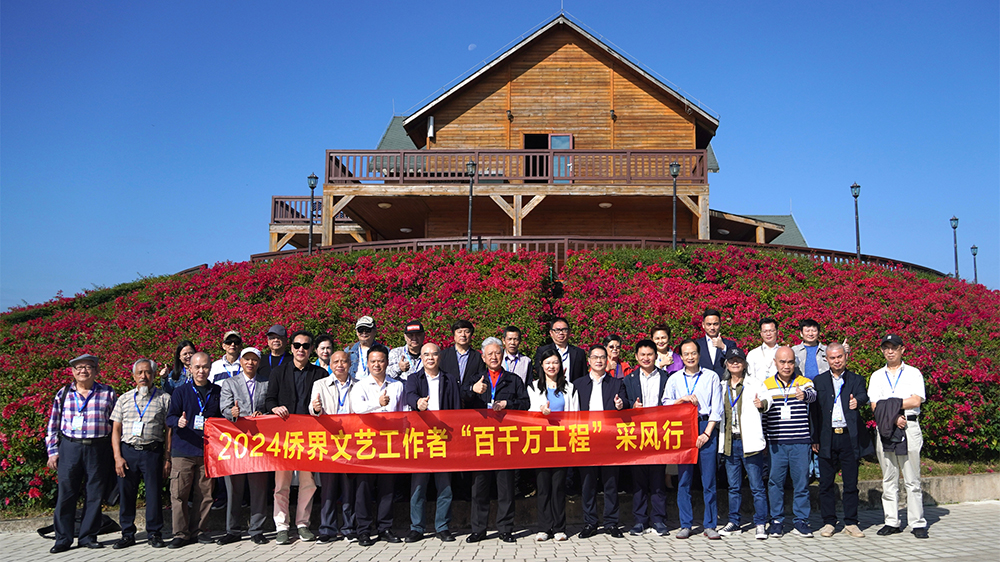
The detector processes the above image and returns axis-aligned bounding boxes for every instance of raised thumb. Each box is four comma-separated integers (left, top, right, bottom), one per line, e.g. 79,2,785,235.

850,394,854,400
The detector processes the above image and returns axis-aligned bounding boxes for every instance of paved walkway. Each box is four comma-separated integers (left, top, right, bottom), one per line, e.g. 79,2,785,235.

4,501,997,561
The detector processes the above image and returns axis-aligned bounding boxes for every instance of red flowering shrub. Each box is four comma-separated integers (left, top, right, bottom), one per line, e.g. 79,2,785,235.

0,245,997,510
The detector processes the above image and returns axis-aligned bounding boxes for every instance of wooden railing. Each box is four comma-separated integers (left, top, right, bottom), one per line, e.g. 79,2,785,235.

270,197,356,225
325,149,708,185
249,235,944,277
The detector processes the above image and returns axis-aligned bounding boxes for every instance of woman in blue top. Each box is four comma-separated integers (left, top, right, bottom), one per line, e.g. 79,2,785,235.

161,340,196,395
527,348,578,541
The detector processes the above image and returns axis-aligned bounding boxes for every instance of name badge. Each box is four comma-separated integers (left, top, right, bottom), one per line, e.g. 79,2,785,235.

832,409,844,423
780,405,792,420
71,414,85,431
193,415,205,431
131,422,144,437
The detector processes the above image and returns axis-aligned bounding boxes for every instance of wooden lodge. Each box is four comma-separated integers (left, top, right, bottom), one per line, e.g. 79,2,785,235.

268,15,797,252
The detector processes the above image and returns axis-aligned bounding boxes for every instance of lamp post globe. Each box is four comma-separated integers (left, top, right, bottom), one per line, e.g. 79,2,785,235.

971,244,978,284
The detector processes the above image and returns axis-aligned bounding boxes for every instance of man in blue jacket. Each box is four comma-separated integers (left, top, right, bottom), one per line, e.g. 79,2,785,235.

165,352,222,548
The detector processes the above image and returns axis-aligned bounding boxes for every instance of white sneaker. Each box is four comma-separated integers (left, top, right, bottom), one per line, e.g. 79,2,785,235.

535,531,550,541
643,526,658,535
755,524,768,540
553,532,568,541
719,522,740,536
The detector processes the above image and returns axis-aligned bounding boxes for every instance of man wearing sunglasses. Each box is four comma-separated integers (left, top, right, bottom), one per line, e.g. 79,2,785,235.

346,316,381,379
265,330,328,545
209,331,243,384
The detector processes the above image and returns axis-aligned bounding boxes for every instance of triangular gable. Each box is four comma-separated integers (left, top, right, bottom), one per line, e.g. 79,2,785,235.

402,15,719,134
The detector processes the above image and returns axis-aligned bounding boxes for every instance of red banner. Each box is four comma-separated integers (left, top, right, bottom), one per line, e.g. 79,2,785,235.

205,404,698,478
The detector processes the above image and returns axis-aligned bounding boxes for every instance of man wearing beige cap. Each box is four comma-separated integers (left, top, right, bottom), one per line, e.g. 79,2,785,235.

346,316,380,379
210,331,244,384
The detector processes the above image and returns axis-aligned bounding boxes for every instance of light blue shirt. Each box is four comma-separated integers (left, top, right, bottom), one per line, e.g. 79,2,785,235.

831,374,847,428
662,368,723,422
457,349,470,381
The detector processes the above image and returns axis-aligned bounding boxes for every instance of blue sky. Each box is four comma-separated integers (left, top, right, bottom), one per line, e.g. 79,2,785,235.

2,1,997,310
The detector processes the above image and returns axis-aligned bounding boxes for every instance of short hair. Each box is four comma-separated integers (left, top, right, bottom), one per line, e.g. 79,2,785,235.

481,336,503,351
798,318,821,331
702,308,721,320
758,317,778,329
314,333,334,348
451,319,475,333
602,334,622,346
650,323,672,338
367,344,390,359
289,330,314,344
132,358,157,374
503,325,522,338
679,337,701,355
550,317,570,329
588,344,607,356
634,338,657,354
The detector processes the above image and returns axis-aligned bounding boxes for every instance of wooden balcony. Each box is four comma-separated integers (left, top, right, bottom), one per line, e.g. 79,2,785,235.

325,149,708,186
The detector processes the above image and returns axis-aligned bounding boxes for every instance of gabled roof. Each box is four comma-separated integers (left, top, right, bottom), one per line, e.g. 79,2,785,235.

376,116,418,150
403,15,719,133
744,214,808,247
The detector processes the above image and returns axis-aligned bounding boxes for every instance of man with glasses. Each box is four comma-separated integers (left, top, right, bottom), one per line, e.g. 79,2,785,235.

265,331,327,545
387,320,425,381
346,316,380,379
532,317,586,382
747,317,780,381
258,325,291,381
210,331,244,384
45,354,118,553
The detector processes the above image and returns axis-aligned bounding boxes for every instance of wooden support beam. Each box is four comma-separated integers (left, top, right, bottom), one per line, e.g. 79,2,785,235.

521,195,546,218
513,195,523,236
698,194,710,240
677,195,700,216
274,232,295,251
756,225,766,244
329,195,355,217
490,195,515,220
324,183,709,197
349,231,365,243
269,232,279,252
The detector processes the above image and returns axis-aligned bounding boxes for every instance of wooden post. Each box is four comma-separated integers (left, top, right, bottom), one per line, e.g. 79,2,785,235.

513,195,523,236
756,225,765,244
698,193,710,240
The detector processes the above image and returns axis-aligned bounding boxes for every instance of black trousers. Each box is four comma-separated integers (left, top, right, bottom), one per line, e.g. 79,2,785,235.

224,471,269,536
55,438,112,547
318,472,356,536
471,470,515,534
355,473,395,534
580,465,619,527
118,443,164,537
631,464,667,527
818,431,860,525
535,467,566,534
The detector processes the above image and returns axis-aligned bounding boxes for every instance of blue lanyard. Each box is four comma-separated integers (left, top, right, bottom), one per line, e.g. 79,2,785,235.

885,365,904,393
193,385,211,415
72,387,96,414
245,378,256,405
776,375,793,404
133,388,156,421
269,355,284,369
833,377,844,405
489,372,500,403
727,383,742,410
683,371,702,396
505,355,519,372
223,361,241,379
337,381,351,411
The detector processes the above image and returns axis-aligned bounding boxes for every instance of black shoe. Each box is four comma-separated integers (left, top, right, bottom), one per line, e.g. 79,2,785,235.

113,536,135,550
80,541,104,549
196,533,215,544
167,537,187,549
465,531,486,543
357,534,377,547
317,534,334,543
499,532,516,543
216,533,241,545
148,535,166,549
49,543,71,554
211,498,227,511
437,530,456,542
379,529,402,543
345,532,358,542
912,527,928,539
579,524,598,539
250,534,269,545
876,525,901,536
404,530,423,543
606,526,624,538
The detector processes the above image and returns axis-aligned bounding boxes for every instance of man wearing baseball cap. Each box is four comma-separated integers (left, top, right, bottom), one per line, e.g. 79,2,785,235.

258,325,291,381
346,316,380,379
45,354,118,553
387,320,425,381
867,334,928,538
210,331,244,384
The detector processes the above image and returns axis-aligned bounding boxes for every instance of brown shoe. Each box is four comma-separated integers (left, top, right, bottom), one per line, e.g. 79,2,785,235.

844,524,865,537
819,524,835,537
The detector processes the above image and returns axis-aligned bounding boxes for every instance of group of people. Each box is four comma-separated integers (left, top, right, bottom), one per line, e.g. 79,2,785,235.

44,310,929,553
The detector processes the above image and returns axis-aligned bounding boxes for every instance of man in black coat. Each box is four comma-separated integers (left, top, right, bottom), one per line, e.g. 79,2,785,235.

809,342,872,538
264,330,328,545
462,337,529,544
574,344,628,539
439,319,485,385
532,317,587,383
698,309,737,374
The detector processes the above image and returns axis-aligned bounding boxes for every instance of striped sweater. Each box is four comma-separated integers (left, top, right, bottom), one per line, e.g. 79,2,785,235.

762,374,816,444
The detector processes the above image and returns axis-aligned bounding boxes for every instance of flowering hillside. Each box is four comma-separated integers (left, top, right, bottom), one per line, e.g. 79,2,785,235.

1,246,997,510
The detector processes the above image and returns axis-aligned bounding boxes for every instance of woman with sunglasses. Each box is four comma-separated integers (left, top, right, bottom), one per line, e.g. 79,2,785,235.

603,335,631,378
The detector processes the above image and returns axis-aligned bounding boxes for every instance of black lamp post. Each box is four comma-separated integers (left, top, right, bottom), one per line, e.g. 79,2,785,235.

670,161,680,250
971,245,978,284
950,216,959,278
307,173,319,255
850,183,861,261
466,160,477,251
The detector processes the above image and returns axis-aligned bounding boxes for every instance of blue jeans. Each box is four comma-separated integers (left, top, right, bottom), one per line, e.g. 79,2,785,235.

677,420,717,529
767,442,810,524
722,439,768,526
410,472,453,533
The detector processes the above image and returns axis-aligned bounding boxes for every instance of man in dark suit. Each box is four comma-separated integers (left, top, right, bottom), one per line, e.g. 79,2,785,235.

809,342,871,538
404,343,462,543
264,330,328,545
462,337,529,544
439,319,485,385
532,317,587,383
575,344,628,539
622,339,671,536
699,309,737,374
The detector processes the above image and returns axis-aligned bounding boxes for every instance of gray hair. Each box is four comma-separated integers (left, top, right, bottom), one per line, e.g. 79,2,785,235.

481,337,503,351
132,358,157,374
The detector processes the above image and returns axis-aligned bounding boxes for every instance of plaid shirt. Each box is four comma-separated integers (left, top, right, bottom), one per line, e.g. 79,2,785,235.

110,387,171,446
45,382,118,456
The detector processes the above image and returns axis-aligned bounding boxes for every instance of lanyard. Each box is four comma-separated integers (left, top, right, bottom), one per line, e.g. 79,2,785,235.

833,376,845,405
269,355,284,369
410,353,422,373
193,385,211,415
72,387,96,414
337,382,350,411
223,361,241,379
885,365,904,393
683,371,702,396
360,349,370,376
505,355,519,372
133,388,156,421
245,377,256,405
489,372,501,403
727,383,743,410
776,375,793,404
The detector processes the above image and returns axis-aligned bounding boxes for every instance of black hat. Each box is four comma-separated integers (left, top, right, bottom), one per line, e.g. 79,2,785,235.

403,320,425,334
725,348,748,362
880,334,904,347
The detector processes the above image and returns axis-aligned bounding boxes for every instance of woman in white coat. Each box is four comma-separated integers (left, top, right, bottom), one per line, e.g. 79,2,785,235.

527,348,578,541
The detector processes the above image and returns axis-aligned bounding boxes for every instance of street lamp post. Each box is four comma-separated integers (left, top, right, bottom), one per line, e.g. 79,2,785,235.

466,160,477,252
950,216,959,278
307,173,319,255
669,161,680,250
850,183,861,261
971,245,978,284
